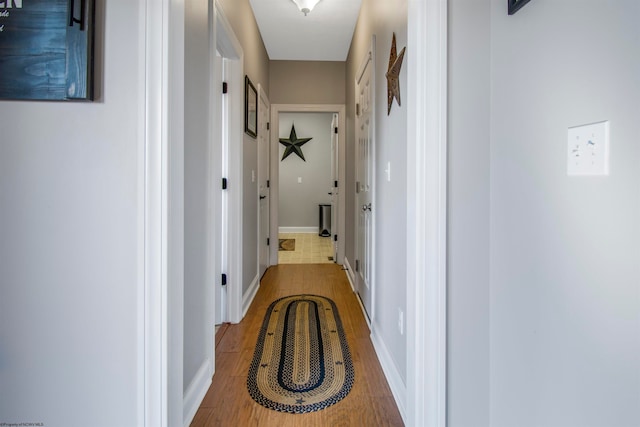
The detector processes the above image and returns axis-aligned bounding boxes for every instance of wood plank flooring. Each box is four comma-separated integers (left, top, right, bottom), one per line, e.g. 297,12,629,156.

191,264,404,426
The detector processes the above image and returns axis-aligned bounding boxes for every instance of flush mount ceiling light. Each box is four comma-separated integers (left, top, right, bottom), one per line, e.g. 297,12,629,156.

291,0,321,16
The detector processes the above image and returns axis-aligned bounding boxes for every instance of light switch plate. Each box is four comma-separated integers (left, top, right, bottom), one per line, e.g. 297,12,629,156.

567,121,609,176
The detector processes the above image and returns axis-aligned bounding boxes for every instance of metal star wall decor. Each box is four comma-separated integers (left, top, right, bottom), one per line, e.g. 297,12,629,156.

279,124,312,161
386,33,406,115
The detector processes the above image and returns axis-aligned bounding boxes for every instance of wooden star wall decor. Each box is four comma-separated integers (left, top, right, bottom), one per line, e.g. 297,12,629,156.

386,33,406,115
279,124,312,161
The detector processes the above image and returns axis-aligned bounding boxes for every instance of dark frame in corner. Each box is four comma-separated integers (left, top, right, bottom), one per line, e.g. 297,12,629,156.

508,0,531,15
244,76,258,138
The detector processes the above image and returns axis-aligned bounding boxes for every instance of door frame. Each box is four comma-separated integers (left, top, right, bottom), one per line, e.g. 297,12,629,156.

256,84,270,279
406,1,448,426
141,1,448,426
213,0,244,326
269,104,346,266
140,1,244,426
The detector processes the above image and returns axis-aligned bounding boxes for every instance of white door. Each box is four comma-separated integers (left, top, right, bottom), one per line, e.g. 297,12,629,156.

258,86,271,278
355,49,374,321
330,113,339,262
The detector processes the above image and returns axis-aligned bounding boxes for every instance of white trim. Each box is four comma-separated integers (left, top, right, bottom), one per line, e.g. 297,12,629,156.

371,329,407,421
242,274,261,317
278,226,318,234
342,257,356,292
406,1,448,427
214,1,244,324
270,104,347,266
257,83,271,279
142,0,169,426
182,360,212,427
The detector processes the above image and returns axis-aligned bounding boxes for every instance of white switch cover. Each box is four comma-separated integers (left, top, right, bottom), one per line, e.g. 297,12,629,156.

297,177,302,184
567,121,609,176
385,162,391,182
251,170,255,182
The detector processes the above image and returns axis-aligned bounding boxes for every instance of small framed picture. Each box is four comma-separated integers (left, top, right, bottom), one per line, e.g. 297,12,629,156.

245,76,258,138
508,0,531,15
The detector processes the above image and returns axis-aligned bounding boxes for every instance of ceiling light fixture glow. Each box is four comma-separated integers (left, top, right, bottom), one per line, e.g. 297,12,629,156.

291,0,321,16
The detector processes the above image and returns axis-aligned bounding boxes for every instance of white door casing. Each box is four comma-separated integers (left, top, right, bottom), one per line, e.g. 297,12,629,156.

269,104,346,266
355,40,375,323
257,85,271,278
213,2,244,325
142,1,448,426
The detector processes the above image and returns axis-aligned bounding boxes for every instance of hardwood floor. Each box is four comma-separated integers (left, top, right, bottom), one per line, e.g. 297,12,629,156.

191,264,404,426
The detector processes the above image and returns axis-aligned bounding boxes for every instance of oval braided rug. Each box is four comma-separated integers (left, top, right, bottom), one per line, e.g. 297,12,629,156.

247,294,354,413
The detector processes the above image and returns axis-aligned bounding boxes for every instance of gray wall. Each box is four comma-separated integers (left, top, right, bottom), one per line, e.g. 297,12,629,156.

278,113,333,228
269,61,346,105
448,2,640,426
0,2,141,426
218,0,270,296
447,0,491,425
345,0,408,383
488,1,640,425
184,0,211,394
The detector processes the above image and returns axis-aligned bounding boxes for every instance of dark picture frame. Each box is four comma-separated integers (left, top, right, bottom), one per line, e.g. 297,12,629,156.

245,76,258,138
508,0,531,15
0,0,96,101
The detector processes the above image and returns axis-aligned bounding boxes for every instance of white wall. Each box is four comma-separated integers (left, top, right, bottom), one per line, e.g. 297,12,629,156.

488,0,640,426
278,112,333,228
0,2,141,426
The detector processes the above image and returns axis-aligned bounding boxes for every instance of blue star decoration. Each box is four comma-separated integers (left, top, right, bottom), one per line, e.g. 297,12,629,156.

279,124,312,161
295,398,306,404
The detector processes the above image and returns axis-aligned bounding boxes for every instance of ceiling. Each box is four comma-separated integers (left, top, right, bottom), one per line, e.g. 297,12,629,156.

248,0,363,61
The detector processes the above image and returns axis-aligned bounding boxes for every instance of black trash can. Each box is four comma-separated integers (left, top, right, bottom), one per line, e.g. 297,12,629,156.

319,204,331,237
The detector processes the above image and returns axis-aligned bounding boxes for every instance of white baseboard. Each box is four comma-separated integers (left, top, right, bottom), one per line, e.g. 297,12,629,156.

242,274,260,317
342,257,356,292
183,359,212,427
278,226,318,234
370,328,407,424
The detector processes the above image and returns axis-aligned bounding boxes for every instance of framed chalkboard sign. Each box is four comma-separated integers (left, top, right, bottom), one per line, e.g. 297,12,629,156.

0,0,95,101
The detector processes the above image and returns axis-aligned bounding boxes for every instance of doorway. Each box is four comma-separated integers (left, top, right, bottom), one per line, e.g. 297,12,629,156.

277,112,335,264
269,104,346,267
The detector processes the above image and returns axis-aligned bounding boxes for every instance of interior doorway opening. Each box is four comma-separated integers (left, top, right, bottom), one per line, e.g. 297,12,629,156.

269,104,346,267
276,112,336,264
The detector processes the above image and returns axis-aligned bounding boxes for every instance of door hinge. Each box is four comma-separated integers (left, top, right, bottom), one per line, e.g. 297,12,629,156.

334,235,338,242
267,122,270,130
221,274,227,286
334,180,338,188
222,82,228,94
356,181,360,193
267,238,270,246
355,260,360,272
356,103,360,116
334,127,338,134
267,180,270,188
222,178,228,190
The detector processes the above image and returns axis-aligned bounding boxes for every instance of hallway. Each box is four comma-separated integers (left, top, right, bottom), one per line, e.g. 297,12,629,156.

191,264,403,426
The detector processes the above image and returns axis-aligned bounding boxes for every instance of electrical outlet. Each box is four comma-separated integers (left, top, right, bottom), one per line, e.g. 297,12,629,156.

567,121,610,176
